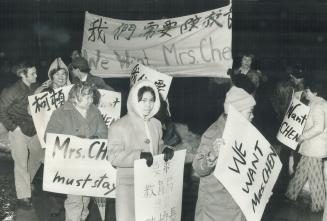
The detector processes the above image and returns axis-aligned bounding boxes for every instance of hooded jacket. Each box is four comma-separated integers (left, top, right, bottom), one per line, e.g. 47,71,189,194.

108,80,164,184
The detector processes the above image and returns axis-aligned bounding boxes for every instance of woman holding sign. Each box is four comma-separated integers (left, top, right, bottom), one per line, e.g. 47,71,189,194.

108,80,174,221
193,86,256,221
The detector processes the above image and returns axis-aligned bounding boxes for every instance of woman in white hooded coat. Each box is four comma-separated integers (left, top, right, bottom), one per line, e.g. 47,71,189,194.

108,80,174,221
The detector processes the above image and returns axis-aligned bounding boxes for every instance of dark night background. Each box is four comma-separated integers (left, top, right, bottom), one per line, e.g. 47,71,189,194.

1,0,327,140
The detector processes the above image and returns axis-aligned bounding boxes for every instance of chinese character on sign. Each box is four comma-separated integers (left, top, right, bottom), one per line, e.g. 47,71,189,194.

143,22,159,40
159,20,177,37
180,15,201,34
32,93,50,113
223,6,232,29
154,80,166,92
49,89,65,109
130,64,140,85
112,97,120,108
202,11,223,28
113,23,136,40
144,184,157,198
88,18,109,44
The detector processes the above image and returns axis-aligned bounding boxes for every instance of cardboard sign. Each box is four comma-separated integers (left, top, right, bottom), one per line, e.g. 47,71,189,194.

82,2,232,78
98,89,121,127
28,85,73,148
134,150,186,221
43,133,116,198
130,64,172,100
277,97,310,150
214,106,282,221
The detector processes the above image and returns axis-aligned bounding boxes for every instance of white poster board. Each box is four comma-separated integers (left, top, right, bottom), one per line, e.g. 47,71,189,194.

276,97,310,150
130,64,172,100
98,89,121,127
134,150,186,221
43,133,116,198
82,2,232,78
28,85,72,148
214,106,282,221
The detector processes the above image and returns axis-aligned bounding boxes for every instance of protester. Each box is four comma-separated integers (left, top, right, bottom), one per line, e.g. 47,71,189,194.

45,82,108,221
193,86,256,221
34,58,71,217
285,78,327,213
69,57,114,105
108,80,174,221
271,63,307,194
0,62,43,209
35,57,71,94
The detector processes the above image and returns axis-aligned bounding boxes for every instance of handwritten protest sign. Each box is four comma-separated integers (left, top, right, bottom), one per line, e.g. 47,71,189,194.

82,2,232,78
29,86,121,148
130,64,172,100
43,133,116,198
214,106,282,221
277,97,310,150
134,150,186,221
28,85,73,148
98,89,121,126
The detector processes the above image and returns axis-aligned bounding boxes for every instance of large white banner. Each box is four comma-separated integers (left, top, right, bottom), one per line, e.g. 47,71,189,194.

134,150,186,221
214,106,282,221
130,64,172,100
43,133,116,198
28,86,121,147
276,97,310,150
82,2,232,78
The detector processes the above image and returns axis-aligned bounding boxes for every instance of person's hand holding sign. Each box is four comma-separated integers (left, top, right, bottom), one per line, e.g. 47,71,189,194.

206,138,225,167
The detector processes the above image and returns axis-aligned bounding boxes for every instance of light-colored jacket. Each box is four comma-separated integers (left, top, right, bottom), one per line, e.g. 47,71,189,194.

193,114,246,221
299,96,327,158
108,80,164,221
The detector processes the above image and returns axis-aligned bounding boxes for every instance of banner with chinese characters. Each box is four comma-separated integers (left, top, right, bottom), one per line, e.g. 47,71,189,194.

28,86,121,148
134,150,186,221
276,97,310,150
82,2,232,78
214,106,282,221
130,64,172,100
43,133,116,198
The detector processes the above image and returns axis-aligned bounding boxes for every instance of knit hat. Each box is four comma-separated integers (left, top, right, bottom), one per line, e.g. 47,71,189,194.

224,86,256,114
71,57,90,73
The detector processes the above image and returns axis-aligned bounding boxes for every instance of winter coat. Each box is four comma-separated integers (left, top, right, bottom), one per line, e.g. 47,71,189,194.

108,80,164,221
0,80,38,136
45,101,107,139
299,96,327,158
193,114,246,221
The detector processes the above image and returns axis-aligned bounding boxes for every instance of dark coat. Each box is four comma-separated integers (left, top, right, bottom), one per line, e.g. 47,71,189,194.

0,80,38,136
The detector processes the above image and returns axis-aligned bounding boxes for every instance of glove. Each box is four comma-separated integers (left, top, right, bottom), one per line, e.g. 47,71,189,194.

140,152,153,167
162,147,174,162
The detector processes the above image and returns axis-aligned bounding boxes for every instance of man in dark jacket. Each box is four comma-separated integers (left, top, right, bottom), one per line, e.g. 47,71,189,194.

0,62,43,209
70,57,114,95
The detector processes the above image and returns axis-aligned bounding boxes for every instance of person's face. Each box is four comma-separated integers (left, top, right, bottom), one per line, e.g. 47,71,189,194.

139,91,155,117
71,50,81,60
290,74,304,89
75,93,93,110
240,107,254,122
304,88,317,101
71,67,80,78
241,56,252,69
22,67,37,84
52,69,67,88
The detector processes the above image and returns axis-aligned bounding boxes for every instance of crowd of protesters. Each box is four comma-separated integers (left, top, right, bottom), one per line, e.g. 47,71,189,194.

1,50,327,221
